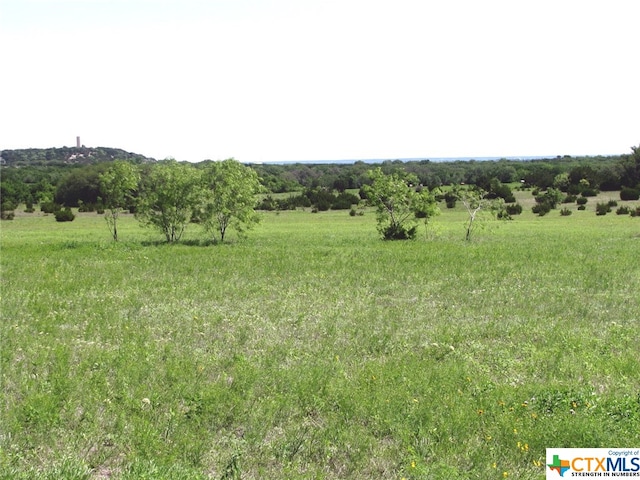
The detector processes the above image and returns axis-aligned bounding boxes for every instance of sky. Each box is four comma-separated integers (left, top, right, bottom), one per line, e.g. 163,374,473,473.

1,0,639,163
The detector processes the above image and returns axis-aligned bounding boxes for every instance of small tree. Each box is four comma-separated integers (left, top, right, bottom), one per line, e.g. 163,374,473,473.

362,167,424,240
99,161,140,241
414,188,440,238
200,159,262,242
458,187,503,241
136,160,202,243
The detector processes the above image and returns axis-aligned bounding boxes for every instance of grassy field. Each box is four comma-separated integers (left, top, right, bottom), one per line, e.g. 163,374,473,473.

1,195,639,479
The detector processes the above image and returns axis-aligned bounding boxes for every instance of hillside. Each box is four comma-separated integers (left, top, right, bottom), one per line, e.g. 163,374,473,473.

0,146,155,166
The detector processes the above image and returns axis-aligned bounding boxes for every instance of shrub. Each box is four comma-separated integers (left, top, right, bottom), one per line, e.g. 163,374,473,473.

532,203,551,216
331,192,359,210
616,206,631,215
497,209,512,220
444,191,457,208
576,196,588,205
595,202,610,216
560,208,572,216
620,187,640,201
506,203,523,215
349,208,357,217
54,207,76,222
630,207,640,217
1,211,15,220
577,205,586,211
607,200,618,208
382,223,417,240
41,202,60,214
581,187,598,197
562,194,577,203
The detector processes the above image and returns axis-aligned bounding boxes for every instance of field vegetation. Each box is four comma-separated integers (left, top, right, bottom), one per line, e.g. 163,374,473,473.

1,194,639,478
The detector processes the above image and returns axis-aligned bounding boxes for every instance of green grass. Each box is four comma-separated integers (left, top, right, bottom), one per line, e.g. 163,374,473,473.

1,205,639,479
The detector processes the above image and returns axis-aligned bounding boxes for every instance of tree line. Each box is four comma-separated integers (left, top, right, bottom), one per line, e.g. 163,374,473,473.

1,146,639,240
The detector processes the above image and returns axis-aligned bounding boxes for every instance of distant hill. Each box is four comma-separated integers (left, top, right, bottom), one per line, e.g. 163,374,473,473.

0,146,156,167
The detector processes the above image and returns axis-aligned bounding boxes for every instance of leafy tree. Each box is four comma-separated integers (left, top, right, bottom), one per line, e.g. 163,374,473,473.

54,164,109,207
200,159,262,242
458,187,504,241
99,161,140,241
362,167,425,240
619,145,640,188
136,160,202,243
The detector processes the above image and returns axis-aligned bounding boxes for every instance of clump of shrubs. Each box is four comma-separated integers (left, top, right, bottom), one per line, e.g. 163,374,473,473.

616,206,631,215
576,196,588,206
41,201,60,214
506,203,523,215
444,191,457,208
560,208,572,216
382,224,417,240
595,202,611,216
54,207,75,222
562,194,577,204
620,187,640,201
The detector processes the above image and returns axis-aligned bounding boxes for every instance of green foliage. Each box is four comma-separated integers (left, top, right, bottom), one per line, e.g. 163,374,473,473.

362,167,434,240
616,206,632,215
620,187,640,201
560,207,572,216
41,201,60,213
595,202,611,216
576,196,588,205
136,160,203,242
200,159,262,242
99,161,140,241
533,188,563,216
487,178,515,203
54,207,75,222
618,145,640,189
506,203,523,215
54,164,110,207
458,187,503,241
444,191,457,208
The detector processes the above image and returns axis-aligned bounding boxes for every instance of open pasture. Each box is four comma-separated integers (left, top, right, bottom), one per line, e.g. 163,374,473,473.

1,206,639,479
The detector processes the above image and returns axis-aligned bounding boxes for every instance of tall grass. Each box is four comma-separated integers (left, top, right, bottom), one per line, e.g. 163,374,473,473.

1,207,639,479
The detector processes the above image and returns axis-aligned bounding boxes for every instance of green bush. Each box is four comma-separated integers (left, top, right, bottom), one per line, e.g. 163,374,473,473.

595,202,611,216
576,196,588,205
620,187,640,201
54,207,76,222
41,202,60,213
577,205,586,211
607,200,618,207
616,206,631,215
444,191,457,208
560,208,572,216
562,194,577,203
532,203,551,216
506,203,523,215
382,223,417,240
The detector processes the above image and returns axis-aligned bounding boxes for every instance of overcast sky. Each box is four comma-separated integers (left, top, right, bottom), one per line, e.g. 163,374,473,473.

2,0,638,162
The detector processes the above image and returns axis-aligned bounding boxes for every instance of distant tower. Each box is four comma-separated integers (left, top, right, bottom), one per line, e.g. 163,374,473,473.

76,136,81,148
